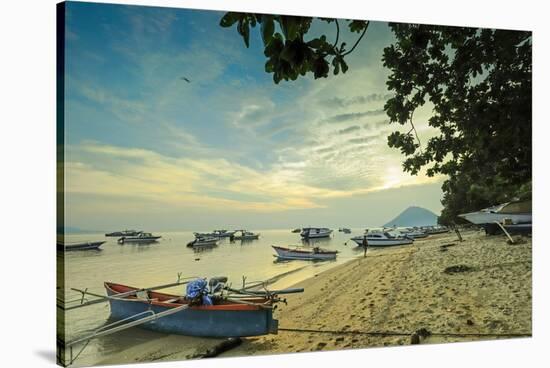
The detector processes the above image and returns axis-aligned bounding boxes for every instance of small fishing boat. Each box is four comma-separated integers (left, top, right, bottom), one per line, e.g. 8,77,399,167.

300,227,333,239
194,230,235,238
338,228,351,234
103,282,279,337
351,231,413,247
187,236,219,247
272,245,338,260
61,276,304,366
291,228,301,233
57,240,105,251
422,226,449,235
105,230,141,237
231,230,260,240
458,200,532,225
118,232,161,244
395,228,428,239
213,230,235,238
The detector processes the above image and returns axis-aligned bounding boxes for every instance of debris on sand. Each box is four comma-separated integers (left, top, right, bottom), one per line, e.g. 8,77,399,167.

443,265,475,274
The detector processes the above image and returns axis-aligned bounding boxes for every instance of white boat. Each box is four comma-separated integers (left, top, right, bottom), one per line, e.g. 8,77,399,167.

395,228,428,239
458,200,532,225
187,236,219,247
300,227,333,239
351,231,413,247
231,230,260,240
212,230,235,238
118,232,161,244
272,245,338,260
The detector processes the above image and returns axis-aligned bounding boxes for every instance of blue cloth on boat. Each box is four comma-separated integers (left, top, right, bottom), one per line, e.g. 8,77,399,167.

186,278,213,305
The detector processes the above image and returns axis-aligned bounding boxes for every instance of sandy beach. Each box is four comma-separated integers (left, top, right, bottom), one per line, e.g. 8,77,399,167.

93,229,531,365
221,229,532,356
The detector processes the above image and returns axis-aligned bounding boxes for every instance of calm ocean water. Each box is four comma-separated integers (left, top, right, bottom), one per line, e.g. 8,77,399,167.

59,228,369,364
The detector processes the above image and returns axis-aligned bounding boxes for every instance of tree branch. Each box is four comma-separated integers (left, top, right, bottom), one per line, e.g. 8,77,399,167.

334,19,340,49
342,21,369,56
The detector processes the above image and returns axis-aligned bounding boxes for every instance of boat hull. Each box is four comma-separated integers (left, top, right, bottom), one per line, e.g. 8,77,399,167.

351,237,413,247
118,237,161,244
272,246,337,260
458,212,531,225
105,283,277,337
58,241,105,251
300,231,332,239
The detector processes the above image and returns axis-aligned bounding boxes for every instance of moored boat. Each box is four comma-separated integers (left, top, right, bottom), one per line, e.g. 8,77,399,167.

105,230,141,237
351,231,413,247
272,245,338,260
231,230,260,240
291,228,301,233
57,240,105,251
338,228,351,234
118,232,161,244
458,200,532,225
300,227,333,239
187,236,219,247
104,281,278,337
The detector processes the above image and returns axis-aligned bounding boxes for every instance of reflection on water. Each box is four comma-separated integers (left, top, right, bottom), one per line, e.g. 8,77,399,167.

59,228,364,365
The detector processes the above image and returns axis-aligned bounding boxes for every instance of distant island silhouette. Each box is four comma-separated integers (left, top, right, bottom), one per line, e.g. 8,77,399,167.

383,206,439,227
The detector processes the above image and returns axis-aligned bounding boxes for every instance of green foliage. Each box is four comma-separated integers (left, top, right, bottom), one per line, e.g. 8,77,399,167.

219,13,369,83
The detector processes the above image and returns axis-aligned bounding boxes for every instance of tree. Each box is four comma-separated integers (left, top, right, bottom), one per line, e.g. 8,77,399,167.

382,24,531,223
219,13,369,83
220,14,532,224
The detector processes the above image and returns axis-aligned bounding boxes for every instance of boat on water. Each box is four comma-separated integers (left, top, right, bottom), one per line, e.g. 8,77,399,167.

194,230,235,238
272,245,338,260
213,230,235,238
104,281,280,337
458,200,532,225
351,231,413,247
231,230,260,240
339,228,351,234
187,236,219,247
57,240,105,251
117,232,161,244
105,230,141,237
291,228,301,233
300,227,333,239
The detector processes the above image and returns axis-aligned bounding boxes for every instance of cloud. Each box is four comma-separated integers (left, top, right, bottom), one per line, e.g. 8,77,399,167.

338,125,361,135
322,93,394,108
322,109,386,123
348,136,377,144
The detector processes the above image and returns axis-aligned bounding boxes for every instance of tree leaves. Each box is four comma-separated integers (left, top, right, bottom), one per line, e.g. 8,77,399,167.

219,13,369,83
383,23,531,222
260,15,275,46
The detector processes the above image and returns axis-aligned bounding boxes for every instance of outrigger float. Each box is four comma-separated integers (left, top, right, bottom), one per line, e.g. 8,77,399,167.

57,273,304,366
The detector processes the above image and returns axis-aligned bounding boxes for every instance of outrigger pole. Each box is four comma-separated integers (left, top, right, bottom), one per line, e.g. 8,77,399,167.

59,275,197,311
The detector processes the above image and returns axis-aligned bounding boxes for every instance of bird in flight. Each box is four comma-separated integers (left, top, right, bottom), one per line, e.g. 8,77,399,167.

180,76,191,83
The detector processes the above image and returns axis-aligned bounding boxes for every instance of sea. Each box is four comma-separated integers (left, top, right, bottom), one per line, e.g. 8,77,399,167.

58,228,370,365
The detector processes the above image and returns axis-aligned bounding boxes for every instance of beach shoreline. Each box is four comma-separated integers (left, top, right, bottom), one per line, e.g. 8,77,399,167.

93,229,531,365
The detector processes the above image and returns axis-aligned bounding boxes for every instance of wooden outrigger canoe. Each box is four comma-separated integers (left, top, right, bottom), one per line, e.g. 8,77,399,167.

272,245,338,260
105,282,278,337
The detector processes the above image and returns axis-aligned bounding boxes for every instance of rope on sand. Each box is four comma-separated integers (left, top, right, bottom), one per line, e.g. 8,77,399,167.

278,327,531,338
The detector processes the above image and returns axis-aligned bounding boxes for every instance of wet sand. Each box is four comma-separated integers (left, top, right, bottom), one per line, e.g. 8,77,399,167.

95,230,532,364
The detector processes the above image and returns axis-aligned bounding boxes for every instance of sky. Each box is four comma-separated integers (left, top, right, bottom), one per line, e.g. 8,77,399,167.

62,1,445,231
